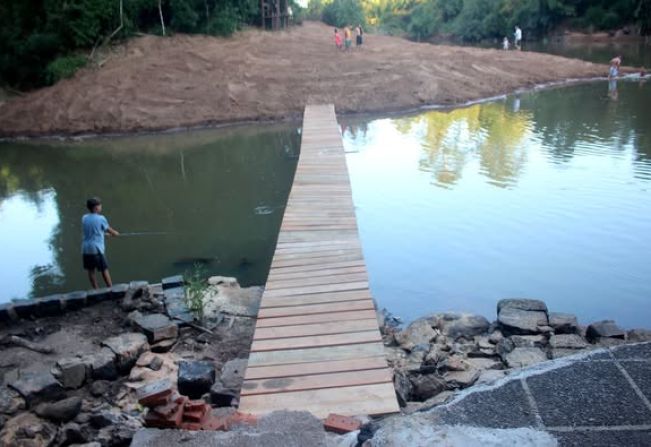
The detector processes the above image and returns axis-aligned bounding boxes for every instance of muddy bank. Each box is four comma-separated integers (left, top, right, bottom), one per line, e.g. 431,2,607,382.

0,22,617,138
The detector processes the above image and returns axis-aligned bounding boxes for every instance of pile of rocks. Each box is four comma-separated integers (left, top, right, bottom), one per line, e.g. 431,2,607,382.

384,298,651,412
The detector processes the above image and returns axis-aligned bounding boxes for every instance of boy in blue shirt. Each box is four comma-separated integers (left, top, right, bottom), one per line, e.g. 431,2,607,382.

82,197,119,288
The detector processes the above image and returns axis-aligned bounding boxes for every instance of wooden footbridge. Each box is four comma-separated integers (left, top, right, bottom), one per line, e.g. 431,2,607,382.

238,105,400,418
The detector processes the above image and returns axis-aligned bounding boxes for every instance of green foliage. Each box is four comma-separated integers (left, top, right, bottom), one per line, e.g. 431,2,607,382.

323,0,365,28
45,54,88,85
184,264,209,322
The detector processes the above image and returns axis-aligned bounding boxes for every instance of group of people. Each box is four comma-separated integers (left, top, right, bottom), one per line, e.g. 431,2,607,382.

334,25,364,51
502,26,523,50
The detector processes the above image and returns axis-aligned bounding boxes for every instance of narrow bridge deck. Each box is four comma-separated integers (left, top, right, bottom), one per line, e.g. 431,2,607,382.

238,105,399,418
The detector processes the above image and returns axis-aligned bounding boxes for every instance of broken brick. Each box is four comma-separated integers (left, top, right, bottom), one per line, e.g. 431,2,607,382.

183,407,208,423
152,401,181,418
180,421,203,430
144,403,184,428
184,400,207,412
137,379,173,407
324,413,362,434
228,411,257,427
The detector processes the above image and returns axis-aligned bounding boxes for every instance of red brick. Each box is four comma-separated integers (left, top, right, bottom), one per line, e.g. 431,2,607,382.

137,380,174,407
145,403,184,428
228,411,257,427
183,408,208,422
323,414,362,434
184,400,207,412
180,421,203,430
152,401,181,418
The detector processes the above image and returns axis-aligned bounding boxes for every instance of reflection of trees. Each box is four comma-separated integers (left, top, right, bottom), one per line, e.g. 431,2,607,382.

394,101,530,188
0,127,299,298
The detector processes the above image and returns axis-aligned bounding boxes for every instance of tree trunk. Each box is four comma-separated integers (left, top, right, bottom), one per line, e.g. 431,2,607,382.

159,0,167,36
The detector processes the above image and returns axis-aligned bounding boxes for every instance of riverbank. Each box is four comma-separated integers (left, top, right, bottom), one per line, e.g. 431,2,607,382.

0,21,623,138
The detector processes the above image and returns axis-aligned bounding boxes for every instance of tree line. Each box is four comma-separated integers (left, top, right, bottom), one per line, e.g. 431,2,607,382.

0,0,304,90
309,0,651,42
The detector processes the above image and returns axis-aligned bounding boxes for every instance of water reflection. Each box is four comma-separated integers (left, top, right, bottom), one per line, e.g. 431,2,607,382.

344,80,651,328
0,124,299,301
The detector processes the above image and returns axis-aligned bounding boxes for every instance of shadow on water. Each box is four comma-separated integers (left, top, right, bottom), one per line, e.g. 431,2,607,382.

0,124,300,302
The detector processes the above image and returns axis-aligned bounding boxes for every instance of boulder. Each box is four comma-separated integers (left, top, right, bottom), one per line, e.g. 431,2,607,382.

83,348,118,380
548,312,579,334
35,396,82,422
586,320,625,342
0,412,56,447
0,386,25,415
497,299,548,314
464,357,503,371
433,313,490,340
395,319,436,351
444,369,480,389
424,345,448,366
7,370,64,406
498,307,549,334
440,355,467,372
627,329,651,342
488,330,504,344
504,347,548,368
90,380,110,398
403,347,427,372
549,334,588,350
178,361,215,399
409,373,446,402
393,371,412,407
53,357,88,389
510,335,547,348
132,313,178,343
101,333,150,373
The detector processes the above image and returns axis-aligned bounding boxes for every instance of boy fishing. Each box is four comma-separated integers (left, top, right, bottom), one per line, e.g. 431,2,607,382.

82,197,119,288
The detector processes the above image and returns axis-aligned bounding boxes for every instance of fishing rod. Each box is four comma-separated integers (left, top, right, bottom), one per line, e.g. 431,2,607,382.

115,231,173,237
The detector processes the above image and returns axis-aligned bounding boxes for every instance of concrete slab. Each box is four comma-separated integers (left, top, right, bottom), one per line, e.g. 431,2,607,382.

611,342,651,360
436,380,537,428
552,429,651,447
526,362,651,427
619,361,651,403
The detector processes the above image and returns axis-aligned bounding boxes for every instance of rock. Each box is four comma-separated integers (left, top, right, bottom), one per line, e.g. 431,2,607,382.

464,357,503,371
90,380,110,397
444,369,480,389
83,348,118,380
510,335,547,348
210,358,247,407
89,409,123,429
0,386,25,415
101,333,150,373
393,371,412,407
57,422,86,445
548,312,579,334
35,396,82,422
149,356,163,371
95,412,142,446
132,313,178,343
53,357,88,389
627,329,651,342
162,275,184,290
402,391,455,415
431,313,490,340
504,347,548,368
586,320,625,342
178,361,215,399
424,345,448,366
395,319,436,351
403,349,426,372
476,336,493,350
497,298,548,314
475,369,508,386
409,373,446,402
0,412,56,447
151,339,177,353
137,379,173,407
549,334,588,350
488,330,504,344
7,370,64,406
208,276,238,286
440,355,467,372
498,307,549,334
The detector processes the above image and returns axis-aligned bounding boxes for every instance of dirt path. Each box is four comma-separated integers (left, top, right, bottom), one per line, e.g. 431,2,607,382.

0,22,613,137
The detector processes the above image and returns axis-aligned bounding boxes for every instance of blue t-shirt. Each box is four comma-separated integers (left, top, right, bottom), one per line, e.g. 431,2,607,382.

81,213,109,254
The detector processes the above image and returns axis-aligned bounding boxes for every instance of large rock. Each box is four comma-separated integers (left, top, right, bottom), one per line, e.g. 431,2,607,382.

7,370,64,406
498,308,549,335
444,369,480,389
101,333,150,373
504,347,548,368
0,412,57,447
178,361,215,399
211,358,247,406
83,348,118,380
35,396,82,422
393,371,412,407
549,334,588,350
132,313,178,343
548,312,579,334
53,357,88,389
395,319,437,351
0,386,25,415
409,373,446,401
497,299,548,314
428,313,490,340
627,329,651,342
586,320,625,342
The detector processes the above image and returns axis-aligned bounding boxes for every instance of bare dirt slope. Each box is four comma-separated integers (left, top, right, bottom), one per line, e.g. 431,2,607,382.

0,21,611,137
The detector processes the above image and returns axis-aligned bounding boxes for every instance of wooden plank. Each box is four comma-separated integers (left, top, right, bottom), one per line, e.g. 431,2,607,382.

253,319,379,340
262,281,369,298
267,265,367,281
255,309,379,328
241,368,393,395
265,272,368,291
238,383,400,418
260,289,372,308
251,330,381,352
244,357,389,380
269,260,366,275
247,342,387,367
257,299,374,318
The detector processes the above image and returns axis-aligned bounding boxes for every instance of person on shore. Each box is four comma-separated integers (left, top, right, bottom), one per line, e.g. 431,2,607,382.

502,37,509,50
334,28,343,50
344,26,352,51
355,24,364,48
82,197,119,289
609,55,622,79
514,26,522,50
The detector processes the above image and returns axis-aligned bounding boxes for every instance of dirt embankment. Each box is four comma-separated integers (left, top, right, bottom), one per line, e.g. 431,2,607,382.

0,21,614,137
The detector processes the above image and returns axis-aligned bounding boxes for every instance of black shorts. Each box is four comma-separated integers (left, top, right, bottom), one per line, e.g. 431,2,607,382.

356,35,362,45
83,253,109,271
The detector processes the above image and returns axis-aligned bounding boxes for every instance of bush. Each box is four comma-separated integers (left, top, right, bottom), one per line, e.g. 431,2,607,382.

45,55,88,85
322,0,365,28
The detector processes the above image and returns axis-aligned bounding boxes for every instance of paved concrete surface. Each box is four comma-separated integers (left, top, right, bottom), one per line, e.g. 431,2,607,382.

373,342,651,446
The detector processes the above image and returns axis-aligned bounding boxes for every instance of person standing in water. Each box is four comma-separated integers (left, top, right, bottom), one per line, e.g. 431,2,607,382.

609,55,622,79
82,197,119,288
514,26,522,50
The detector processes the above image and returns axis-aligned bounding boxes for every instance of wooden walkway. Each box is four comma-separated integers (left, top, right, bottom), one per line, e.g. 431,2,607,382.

238,105,399,419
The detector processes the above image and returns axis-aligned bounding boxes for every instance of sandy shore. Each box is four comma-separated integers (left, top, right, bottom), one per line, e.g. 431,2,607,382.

0,21,614,138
